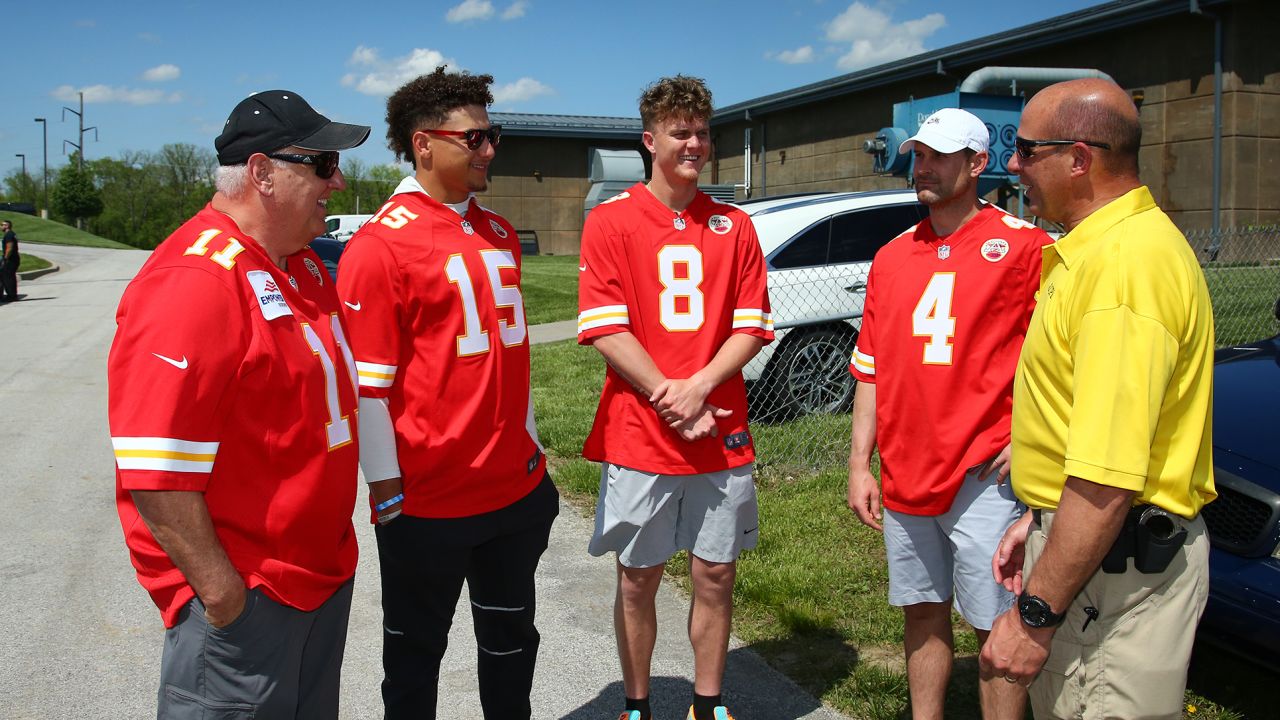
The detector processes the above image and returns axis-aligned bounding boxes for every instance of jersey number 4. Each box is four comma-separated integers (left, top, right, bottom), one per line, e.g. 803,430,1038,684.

912,272,957,365
445,250,527,356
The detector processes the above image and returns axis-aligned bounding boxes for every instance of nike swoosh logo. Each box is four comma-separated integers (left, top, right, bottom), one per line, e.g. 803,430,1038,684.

152,353,188,370
345,301,362,311
384,626,405,636
578,264,587,272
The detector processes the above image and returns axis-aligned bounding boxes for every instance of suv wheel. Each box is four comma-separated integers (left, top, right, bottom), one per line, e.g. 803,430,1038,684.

760,327,857,418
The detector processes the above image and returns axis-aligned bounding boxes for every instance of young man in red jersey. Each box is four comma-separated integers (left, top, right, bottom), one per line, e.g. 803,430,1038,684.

109,89,369,718
337,67,558,720
577,75,774,720
846,108,1051,720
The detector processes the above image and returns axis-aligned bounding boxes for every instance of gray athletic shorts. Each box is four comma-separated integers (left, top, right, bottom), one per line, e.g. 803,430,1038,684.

587,462,758,568
882,461,1024,630
156,580,353,719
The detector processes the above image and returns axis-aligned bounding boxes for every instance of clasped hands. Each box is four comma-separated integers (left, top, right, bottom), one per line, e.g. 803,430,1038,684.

649,376,730,442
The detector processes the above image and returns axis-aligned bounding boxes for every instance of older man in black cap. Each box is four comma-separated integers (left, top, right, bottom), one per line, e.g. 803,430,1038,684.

107,90,369,719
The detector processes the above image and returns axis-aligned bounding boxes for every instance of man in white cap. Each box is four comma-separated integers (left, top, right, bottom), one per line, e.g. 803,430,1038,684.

846,107,1052,719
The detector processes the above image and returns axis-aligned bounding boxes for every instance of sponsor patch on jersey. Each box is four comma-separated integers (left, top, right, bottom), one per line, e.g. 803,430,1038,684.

723,430,751,450
488,218,509,239
708,215,733,235
981,239,1010,262
303,257,324,285
246,270,293,321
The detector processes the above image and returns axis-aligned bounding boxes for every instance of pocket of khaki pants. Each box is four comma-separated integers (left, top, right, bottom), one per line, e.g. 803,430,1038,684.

161,684,256,719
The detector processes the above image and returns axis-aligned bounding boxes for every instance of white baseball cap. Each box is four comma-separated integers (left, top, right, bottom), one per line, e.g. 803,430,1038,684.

899,108,990,155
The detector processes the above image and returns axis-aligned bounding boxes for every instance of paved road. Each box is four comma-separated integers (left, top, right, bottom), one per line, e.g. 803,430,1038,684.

0,244,850,720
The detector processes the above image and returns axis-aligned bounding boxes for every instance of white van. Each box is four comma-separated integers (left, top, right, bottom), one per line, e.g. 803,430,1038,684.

324,214,373,242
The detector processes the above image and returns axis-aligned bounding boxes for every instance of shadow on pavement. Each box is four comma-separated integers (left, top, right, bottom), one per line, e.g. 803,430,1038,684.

561,645,831,720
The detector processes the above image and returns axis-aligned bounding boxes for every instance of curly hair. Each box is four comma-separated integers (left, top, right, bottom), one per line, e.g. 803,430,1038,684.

385,66,494,166
639,75,713,131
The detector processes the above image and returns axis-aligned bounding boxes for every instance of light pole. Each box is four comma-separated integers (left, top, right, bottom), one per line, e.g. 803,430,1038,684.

14,154,27,205
34,118,48,218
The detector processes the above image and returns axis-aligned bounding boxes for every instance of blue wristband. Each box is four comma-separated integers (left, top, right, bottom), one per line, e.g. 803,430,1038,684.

375,493,404,512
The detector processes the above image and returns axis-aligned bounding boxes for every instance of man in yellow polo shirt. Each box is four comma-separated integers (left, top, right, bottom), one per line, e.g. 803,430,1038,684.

978,78,1216,720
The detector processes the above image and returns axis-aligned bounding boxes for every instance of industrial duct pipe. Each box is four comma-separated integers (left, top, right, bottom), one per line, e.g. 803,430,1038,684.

959,66,1116,95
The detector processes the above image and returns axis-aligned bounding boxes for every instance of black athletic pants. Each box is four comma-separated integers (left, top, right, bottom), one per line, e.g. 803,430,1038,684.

375,473,558,720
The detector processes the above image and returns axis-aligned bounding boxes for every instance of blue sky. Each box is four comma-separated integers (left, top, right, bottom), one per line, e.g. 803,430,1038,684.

1,0,1100,180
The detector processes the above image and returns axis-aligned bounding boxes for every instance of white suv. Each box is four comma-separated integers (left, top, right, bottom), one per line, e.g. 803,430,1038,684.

736,190,926,418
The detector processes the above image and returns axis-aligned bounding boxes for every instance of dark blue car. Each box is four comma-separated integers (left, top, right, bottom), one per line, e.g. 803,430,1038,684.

308,235,345,282
1198,298,1280,669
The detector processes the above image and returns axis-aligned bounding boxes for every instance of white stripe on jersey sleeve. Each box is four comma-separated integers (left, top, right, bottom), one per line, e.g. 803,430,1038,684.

577,305,630,334
356,361,397,389
731,308,773,331
112,437,218,473
851,347,876,376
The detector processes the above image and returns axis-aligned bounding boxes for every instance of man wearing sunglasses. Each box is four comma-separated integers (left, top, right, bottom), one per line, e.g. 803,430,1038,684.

337,66,558,720
109,89,369,718
980,79,1215,720
847,108,1050,720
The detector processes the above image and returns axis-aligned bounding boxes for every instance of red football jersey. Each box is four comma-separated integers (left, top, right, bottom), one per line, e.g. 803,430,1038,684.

110,204,360,628
578,183,774,474
337,178,545,519
850,205,1050,515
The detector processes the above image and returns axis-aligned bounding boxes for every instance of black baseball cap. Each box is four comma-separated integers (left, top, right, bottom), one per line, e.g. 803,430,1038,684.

215,90,370,165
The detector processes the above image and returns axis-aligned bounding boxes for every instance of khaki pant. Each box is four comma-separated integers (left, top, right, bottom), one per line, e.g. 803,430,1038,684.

1026,512,1209,720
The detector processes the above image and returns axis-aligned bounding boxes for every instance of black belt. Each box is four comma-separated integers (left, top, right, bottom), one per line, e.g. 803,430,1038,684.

1030,504,1188,574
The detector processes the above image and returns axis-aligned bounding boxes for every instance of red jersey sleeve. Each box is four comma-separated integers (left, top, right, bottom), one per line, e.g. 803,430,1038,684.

109,267,249,492
337,229,402,399
577,209,630,343
730,219,775,342
849,257,879,383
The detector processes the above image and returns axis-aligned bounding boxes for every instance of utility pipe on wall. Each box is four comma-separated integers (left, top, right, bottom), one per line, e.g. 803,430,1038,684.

1191,0,1224,233
958,66,1116,94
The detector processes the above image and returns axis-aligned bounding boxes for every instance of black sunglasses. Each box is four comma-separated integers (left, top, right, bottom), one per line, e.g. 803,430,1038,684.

1014,136,1111,160
266,151,341,179
423,125,502,151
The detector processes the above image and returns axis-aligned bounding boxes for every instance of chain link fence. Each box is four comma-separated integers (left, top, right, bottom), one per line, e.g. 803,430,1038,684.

749,225,1280,471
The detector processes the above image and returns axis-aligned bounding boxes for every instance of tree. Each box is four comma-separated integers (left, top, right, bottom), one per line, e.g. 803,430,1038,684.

51,154,103,228
2,168,40,207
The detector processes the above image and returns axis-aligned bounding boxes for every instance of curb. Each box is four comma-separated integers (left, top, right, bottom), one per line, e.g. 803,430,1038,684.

17,264,59,281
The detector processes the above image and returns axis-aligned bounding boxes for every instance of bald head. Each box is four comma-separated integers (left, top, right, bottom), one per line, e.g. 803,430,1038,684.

1025,79,1141,177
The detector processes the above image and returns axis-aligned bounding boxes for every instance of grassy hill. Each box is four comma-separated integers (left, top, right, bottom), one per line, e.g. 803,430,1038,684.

0,211,133,249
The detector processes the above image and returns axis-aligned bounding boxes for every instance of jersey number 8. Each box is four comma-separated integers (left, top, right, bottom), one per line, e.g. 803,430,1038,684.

658,245,705,332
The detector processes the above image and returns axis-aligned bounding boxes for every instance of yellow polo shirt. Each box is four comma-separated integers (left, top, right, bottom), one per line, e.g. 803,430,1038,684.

1011,186,1216,518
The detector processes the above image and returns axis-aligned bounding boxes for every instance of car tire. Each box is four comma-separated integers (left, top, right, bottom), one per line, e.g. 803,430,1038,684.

757,327,858,419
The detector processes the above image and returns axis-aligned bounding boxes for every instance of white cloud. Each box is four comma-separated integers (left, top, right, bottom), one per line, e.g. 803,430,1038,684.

501,1,528,20
340,46,460,96
142,64,180,82
52,84,181,105
825,2,945,71
493,77,553,105
768,46,815,64
446,0,494,22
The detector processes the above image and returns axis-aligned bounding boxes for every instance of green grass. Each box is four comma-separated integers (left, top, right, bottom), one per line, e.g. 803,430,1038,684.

17,253,51,272
1203,264,1280,347
522,254,579,324
0,211,134,249
532,338,1271,720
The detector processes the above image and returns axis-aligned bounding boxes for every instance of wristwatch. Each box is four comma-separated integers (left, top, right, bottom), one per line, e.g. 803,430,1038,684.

1018,591,1065,628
